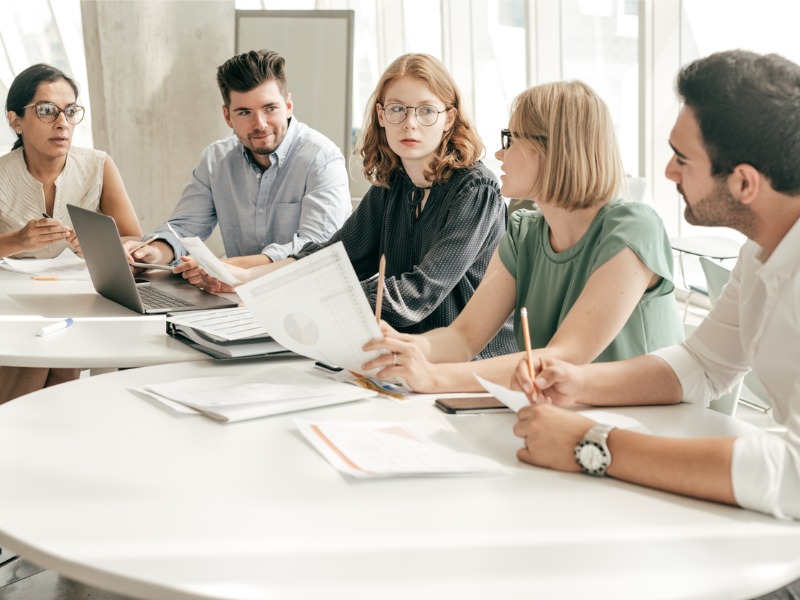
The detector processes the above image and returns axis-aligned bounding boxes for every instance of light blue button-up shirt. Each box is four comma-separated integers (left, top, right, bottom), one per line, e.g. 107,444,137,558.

151,117,351,262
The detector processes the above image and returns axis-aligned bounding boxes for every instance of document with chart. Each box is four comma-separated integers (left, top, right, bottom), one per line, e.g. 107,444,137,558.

236,242,385,375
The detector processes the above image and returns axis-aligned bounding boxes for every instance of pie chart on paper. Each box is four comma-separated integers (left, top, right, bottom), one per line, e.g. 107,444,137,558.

283,312,320,346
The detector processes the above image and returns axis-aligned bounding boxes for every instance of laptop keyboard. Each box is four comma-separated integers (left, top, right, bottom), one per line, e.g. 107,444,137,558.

138,285,194,310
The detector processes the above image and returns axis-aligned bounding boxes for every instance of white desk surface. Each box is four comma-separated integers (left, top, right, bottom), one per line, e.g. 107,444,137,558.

0,359,798,600
0,268,210,368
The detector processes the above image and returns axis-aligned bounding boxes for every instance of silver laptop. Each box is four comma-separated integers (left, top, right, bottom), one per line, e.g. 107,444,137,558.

67,204,237,314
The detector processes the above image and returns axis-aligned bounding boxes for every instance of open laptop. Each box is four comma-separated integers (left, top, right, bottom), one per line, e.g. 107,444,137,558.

67,204,237,314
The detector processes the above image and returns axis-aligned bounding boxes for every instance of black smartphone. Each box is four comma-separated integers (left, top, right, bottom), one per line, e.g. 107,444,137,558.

434,396,511,414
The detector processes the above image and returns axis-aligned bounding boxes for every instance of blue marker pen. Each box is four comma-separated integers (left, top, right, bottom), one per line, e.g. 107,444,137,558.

37,318,74,337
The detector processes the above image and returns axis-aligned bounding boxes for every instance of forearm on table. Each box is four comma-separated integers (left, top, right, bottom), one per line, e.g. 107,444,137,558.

431,352,526,392
573,355,683,407
607,430,736,505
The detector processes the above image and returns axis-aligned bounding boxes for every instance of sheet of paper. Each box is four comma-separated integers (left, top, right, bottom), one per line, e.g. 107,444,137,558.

475,375,645,429
475,374,530,412
297,418,506,478
135,366,377,422
236,242,385,375
143,367,369,408
166,307,267,341
167,222,239,286
1,249,89,277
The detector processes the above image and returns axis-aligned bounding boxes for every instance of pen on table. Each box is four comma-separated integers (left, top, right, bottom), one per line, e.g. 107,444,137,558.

31,275,87,281
520,307,538,402
375,254,386,324
128,234,159,256
36,318,74,337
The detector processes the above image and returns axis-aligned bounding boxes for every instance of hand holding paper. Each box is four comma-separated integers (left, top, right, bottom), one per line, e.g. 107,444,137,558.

236,242,388,376
167,222,239,286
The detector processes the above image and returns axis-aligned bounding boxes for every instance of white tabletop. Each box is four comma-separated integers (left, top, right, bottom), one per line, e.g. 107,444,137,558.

0,268,210,368
0,359,798,600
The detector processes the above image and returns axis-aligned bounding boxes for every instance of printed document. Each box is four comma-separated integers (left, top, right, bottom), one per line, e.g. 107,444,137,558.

1,249,88,277
137,366,376,422
297,418,506,478
236,242,385,375
166,307,267,341
167,222,238,286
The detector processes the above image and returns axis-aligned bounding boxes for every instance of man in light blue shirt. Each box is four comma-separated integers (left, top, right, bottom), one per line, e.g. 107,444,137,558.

131,49,351,269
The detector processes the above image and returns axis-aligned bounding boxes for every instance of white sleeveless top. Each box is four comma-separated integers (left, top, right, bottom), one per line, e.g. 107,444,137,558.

0,146,106,258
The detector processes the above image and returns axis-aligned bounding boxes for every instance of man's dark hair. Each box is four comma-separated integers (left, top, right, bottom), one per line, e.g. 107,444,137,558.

678,50,800,194
216,49,288,106
6,63,80,151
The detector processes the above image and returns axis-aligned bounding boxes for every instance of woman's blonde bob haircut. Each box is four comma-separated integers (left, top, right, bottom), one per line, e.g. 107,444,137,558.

359,53,484,188
508,80,624,210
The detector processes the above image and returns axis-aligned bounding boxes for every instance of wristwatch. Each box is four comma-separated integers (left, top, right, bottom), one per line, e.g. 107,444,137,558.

574,423,616,476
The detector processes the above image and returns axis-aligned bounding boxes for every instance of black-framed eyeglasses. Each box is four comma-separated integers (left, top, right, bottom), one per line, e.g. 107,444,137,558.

501,129,514,150
23,101,85,125
501,128,547,150
381,103,448,126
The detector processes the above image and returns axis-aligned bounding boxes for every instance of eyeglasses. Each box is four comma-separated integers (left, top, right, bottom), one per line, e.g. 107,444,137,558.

381,103,448,126
23,101,85,125
501,128,547,150
501,129,514,150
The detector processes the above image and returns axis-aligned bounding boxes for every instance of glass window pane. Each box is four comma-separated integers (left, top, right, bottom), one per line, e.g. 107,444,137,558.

560,0,638,177
1,0,90,150
471,0,527,176
676,0,800,242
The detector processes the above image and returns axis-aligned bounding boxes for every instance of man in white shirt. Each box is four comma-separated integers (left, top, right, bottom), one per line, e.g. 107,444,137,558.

512,48,800,535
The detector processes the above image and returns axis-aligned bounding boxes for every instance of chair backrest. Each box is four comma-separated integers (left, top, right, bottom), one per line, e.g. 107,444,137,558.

699,256,732,307
684,322,740,416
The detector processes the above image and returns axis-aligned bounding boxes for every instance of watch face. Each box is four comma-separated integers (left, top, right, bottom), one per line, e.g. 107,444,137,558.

576,442,608,475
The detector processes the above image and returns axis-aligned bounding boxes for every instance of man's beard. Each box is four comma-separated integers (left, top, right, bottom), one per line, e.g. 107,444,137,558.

682,178,753,233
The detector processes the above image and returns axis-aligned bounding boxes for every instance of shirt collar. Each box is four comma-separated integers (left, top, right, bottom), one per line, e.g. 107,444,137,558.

760,214,800,275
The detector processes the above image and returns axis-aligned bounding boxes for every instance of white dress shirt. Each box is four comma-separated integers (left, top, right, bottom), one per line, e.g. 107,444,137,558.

653,216,800,519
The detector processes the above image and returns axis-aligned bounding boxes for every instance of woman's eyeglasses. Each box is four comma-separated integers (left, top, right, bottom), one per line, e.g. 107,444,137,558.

23,101,85,125
381,103,448,127
501,129,513,150
501,128,547,150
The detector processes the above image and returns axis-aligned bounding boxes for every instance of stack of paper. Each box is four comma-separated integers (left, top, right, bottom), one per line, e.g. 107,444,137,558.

1,249,88,277
297,418,506,478
136,367,376,422
165,307,289,359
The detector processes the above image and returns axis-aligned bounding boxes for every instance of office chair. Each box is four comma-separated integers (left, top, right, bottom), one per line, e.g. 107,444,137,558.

698,257,770,414
671,235,742,321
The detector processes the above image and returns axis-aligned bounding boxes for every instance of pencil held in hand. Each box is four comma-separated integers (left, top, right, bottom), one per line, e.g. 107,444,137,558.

520,307,538,402
375,254,386,324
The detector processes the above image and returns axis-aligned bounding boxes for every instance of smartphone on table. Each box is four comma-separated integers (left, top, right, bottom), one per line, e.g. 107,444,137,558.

434,396,511,414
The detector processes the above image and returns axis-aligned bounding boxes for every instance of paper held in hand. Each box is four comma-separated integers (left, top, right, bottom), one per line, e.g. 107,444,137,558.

236,242,387,376
166,222,239,286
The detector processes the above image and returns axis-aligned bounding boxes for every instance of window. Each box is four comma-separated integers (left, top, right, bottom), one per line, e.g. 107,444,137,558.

0,0,91,151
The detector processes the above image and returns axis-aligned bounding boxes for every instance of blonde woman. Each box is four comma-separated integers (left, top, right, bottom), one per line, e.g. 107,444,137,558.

363,81,683,391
